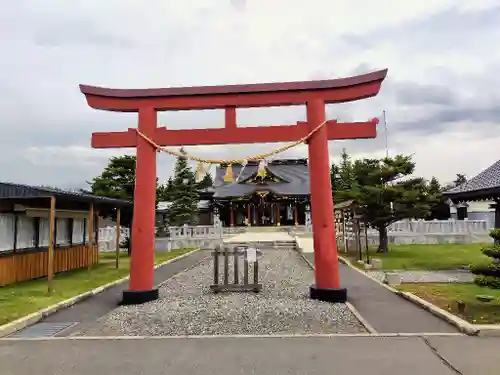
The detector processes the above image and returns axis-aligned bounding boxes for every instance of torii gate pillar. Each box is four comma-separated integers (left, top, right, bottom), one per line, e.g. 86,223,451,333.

306,98,342,298
80,69,387,305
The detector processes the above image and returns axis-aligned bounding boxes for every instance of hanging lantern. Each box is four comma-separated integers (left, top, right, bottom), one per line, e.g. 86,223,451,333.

223,164,233,182
257,159,267,178
195,162,206,183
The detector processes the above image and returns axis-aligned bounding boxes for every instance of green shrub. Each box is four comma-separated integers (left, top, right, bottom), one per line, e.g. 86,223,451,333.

471,229,500,290
470,263,500,277
474,275,500,289
489,228,500,241
482,246,500,260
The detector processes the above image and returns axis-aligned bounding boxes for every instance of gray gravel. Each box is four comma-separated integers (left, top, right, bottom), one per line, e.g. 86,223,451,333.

74,249,365,336
367,270,474,284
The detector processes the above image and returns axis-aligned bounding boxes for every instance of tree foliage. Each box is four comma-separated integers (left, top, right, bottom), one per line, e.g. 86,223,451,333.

197,172,214,189
88,155,165,253
425,177,451,220
157,177,175,202
165,149,200,226
332,152,441,252
453,173,467,187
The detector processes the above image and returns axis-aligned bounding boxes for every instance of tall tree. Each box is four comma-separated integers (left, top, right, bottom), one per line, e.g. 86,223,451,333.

426,177,451,220
197,172,214,189
88,155,163,254
165,149,200,226
90,155,136,202
157,177,175,202
453,173,467,187
331,148,355,202
339,154,439,253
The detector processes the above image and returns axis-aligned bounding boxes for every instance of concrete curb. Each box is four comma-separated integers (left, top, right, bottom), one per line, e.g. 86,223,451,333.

0,248,201,338
337,255,491,336
294,248,378,334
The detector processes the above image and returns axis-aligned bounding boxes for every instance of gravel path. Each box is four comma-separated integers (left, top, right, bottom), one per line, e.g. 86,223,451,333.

74,249,365,336
366,270,474,284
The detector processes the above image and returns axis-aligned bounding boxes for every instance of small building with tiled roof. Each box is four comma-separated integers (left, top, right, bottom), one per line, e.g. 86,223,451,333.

443,160,500,230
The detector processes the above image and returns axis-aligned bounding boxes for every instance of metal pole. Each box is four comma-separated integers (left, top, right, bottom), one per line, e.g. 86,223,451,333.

383,110,388,158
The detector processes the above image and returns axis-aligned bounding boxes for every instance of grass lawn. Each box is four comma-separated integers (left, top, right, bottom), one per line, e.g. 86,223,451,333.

346,243,491,270
0,248,194,326
397,283,500,324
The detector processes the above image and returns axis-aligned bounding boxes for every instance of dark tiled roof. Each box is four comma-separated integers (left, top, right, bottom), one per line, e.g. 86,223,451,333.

444,159,500,201
213,159,310,198
0,182,132,207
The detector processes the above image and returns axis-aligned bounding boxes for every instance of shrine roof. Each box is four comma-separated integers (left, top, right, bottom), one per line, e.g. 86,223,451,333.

212,159,310,198
80,69,387,99
443,159,500,202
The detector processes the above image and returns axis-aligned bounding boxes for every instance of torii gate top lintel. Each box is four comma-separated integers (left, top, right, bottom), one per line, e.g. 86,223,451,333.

79,69,387,112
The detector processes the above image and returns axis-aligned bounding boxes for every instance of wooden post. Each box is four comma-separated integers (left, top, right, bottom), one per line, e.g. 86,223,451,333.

115,207,121,269
276,204,281,226
87,203,94,272
229,202,234,227
47,196,56,294
223,245,229,286
247,204,251,226
95,212,100,265
294,202,298,226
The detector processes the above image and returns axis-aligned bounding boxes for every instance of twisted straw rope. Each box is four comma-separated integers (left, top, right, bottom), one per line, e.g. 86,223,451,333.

136,120,328,165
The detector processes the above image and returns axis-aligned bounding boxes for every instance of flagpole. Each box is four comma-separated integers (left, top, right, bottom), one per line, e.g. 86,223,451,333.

383,110,388,158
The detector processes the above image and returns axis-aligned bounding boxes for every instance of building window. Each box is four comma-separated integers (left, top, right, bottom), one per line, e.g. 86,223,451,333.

0,214,15,252
16,215,36,249
56,218,71,246
72,218,85,244
38,218,51,247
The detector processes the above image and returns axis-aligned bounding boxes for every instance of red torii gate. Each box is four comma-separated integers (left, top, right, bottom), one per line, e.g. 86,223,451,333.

80,69,387,305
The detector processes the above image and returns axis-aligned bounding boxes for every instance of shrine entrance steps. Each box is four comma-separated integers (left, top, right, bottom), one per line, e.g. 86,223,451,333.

224,231,297,250
244,226,294,233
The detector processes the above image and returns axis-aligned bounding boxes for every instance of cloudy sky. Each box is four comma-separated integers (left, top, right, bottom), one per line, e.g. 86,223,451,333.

1,0,499,189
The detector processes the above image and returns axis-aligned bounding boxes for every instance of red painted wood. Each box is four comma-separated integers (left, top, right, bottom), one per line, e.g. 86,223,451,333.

83,81,383,111
91,120,377,148
306,99,341,289
225,107,237,129
129,107,157,291
80,69,388,296
80,69,387,99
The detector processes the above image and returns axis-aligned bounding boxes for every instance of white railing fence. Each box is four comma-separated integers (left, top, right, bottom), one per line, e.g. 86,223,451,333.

301,218,492,245
98,226,130,252
303,218,490,235
166,224,243,239
383,219,490,234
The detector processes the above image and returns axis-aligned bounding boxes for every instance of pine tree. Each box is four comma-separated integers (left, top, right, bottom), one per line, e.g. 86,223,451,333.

157,177,175,202
470,229,500,289
198,172,214,189
332,148,357,202
338,148,354,191
336,154,439,252
166,149,200,226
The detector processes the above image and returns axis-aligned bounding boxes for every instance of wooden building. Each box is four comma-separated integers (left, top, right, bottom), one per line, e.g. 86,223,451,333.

0,182,131,287
211,159,311,227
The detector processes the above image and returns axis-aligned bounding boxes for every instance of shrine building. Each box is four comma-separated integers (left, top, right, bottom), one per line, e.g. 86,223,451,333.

209,158,311,227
